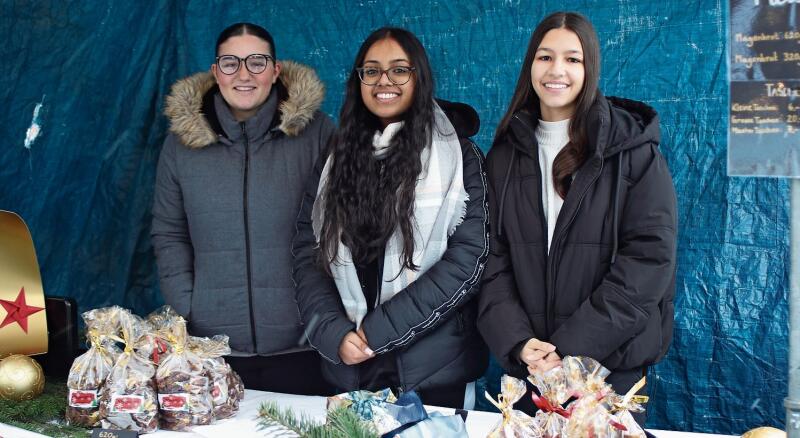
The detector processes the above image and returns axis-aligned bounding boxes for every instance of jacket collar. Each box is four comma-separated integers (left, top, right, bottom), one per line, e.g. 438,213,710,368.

211,85,279,144
506,92,660,159
164,60,326,148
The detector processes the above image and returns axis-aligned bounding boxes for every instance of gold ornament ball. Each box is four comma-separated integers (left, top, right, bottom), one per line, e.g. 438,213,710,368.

741,427,786,438
0,354,45,401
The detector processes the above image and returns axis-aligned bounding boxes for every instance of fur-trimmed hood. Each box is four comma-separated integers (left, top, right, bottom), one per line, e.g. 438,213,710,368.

164,61,325,148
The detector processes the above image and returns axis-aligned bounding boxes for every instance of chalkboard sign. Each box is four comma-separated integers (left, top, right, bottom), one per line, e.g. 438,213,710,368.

728,0,800,177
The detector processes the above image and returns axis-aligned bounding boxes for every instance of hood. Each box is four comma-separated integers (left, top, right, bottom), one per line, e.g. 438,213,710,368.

164,60,325,148
508,93,660,158
593,95,660,157
437,98,480,138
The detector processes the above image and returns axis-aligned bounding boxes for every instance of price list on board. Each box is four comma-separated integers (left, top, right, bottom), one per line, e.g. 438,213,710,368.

728,0,800,177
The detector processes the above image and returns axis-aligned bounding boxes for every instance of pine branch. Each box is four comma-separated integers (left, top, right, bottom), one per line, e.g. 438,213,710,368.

0,378,88,436
257,402,378,438
0,379,69,422
258,401,312,437
318,407,379,438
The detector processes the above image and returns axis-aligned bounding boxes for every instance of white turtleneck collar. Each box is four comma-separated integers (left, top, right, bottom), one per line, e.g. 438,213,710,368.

535,118,570,252
535,118,570,149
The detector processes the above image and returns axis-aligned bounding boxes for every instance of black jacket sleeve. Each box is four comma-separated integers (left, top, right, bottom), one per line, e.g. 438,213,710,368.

360,141,490,355
151,135,194,318
476,144,537,375
292,150,355,365
550,144,677,365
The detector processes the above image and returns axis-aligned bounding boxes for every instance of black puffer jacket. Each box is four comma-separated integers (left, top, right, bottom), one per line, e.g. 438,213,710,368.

293,100,489,391
478,94,677,382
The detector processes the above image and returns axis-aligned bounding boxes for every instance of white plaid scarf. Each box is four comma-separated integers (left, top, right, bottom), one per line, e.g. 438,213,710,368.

311,103,468,328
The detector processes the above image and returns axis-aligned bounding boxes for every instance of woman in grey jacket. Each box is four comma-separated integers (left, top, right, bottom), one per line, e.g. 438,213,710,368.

293,27,489,409
152,23,335,395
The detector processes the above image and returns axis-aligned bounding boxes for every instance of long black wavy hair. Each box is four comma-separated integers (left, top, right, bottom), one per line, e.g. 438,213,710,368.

319,27,435,273
495,12,600,199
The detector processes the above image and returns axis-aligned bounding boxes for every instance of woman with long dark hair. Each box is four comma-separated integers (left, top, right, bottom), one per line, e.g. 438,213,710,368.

293,27,489,409
478,12,677,423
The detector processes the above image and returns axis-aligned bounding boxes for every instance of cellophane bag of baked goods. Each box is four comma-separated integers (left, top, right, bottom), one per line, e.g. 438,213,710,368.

98,309,159,433
606,376,648,438
65,306,122,427
188,334,242,420
528,366,571,438
485,374,540,438
152,311,213,430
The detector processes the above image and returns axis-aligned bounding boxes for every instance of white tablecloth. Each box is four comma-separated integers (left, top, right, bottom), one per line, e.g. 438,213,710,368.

0,389,738,437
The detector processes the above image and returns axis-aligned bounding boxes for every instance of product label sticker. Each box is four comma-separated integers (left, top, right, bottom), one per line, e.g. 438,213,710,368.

211,381,228,403
68,389,98,408
158,393,190,411
110,394,145,413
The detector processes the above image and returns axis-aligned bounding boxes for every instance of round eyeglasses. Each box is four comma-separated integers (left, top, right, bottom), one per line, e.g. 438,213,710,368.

356,66,416,86
216,54,274,75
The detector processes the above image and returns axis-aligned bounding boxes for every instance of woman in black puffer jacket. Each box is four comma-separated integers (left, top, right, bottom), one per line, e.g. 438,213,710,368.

293,27,489,409
478,12,677,424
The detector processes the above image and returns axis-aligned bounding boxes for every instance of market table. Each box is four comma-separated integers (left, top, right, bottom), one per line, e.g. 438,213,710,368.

0,389,739,437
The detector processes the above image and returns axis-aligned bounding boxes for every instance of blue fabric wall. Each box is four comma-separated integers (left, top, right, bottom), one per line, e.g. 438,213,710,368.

0,1,790,434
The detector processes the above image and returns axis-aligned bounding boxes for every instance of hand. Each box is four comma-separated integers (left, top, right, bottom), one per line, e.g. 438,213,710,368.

519,338,561,374
338,331,374,365
356,327,369,345
527,351,561,375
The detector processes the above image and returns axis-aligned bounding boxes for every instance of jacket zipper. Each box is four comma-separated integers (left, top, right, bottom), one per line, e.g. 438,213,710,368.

535,140,550,335
375,163,386,311
545,158,604,335
512,114,554,335
241,122,258,351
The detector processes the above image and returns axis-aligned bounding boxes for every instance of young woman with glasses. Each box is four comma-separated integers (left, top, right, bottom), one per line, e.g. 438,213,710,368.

293,27,489,409
478,12,677,423
152,22,335,395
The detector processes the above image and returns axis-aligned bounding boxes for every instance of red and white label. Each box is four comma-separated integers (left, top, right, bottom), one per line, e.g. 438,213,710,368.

211,381,228,404
158,393,190,411
110,394,145,413
68,389,98,408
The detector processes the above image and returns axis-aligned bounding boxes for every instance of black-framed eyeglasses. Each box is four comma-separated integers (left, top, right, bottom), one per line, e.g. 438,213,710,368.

356,66,416,86
216,54,274,75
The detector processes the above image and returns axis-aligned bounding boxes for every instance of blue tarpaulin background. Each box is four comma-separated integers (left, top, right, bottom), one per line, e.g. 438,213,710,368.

0,1,790,434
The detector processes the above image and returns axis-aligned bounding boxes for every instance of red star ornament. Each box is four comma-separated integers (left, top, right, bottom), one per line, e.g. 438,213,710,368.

0,287,44,333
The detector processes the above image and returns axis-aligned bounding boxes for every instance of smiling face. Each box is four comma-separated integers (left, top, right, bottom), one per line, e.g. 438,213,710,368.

359,38,416,128
530,27,586,121
212,34,281,122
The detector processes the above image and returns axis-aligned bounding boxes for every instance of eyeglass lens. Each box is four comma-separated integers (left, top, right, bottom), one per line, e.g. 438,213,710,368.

358,67,413,85
217,54,271,75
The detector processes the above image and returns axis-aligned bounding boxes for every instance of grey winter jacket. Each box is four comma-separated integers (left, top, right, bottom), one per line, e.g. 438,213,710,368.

152,62,335,355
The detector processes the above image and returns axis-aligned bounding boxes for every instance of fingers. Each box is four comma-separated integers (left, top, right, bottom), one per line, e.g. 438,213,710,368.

520,338,558,365
539,358,561,372
526,352,563,375
525,338,556,353
349,331,373,356
527,360,559,375
356,327,370,347
339,332,375,365
522,348,550,364
544,351,560,362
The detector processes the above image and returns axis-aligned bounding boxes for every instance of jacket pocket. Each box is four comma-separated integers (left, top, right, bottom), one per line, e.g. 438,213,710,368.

603,306,663,370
